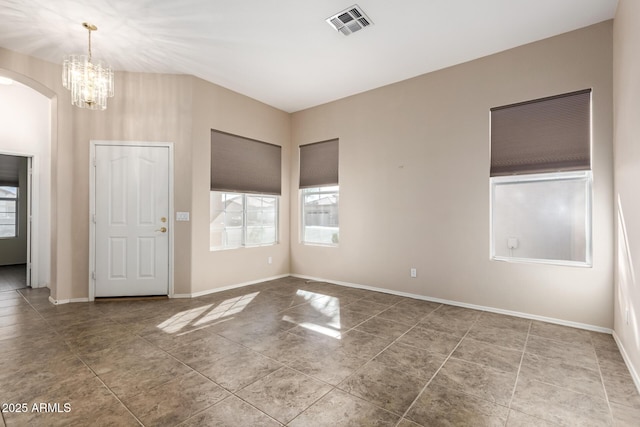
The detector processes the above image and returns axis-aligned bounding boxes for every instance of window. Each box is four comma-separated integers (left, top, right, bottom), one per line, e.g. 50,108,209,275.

0,186,18,238
299,139,339,246
490,89,592,266
491,172,591,265
302,186,339,245
210,130,281,251
210,192,278,250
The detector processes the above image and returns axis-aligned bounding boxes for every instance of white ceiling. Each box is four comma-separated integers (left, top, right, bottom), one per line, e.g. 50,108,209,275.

0,0,618,112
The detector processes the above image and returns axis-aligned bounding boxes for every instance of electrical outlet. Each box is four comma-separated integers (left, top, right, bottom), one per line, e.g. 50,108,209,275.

268,256,273,265
410,268,417,278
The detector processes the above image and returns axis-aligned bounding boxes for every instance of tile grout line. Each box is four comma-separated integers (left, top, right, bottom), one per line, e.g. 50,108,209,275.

133,323,287,426
504,320,532,425
587,334,616,425
394,315,479,427
23,297,146,427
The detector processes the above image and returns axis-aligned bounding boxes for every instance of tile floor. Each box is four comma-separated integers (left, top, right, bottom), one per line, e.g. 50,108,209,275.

0,276,639,426
0,265,26,292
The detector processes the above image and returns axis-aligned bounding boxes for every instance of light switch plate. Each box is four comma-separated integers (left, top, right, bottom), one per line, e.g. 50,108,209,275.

176,212,190,221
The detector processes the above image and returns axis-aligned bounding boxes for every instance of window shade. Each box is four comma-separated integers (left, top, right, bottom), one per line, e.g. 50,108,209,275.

299,139,339,188
210,130,281,195
490,89,591,177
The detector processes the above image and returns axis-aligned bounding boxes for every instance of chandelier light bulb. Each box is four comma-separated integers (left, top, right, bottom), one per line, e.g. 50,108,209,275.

62,22,114,110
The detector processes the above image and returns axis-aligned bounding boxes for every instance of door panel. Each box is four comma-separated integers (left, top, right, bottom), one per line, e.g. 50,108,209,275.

95,145,169,297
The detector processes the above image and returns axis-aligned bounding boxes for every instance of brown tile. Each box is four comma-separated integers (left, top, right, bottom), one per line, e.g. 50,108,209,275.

0,352,96,403
511,377,612,426
236,367,332,424
339,360,427,415
1,279,634,427
596,346,634,378
419,307,479,337
341,329,394,359
328,305,376,329
374,341,445,381
358,292,403,306
198,346,282,391
0,290,23,301
179,395,281,427
214,316,294,347
343,299,390,315
397,419,423,427
406,383,509,426
354,316,412,340
467,323,528,351
519,353,606,399
123,371,229,425
289,389,399,427
601,372,640,409
3,375,139,427
453,338,523,373
397,326,461,355
529,321,593,346
507,409,561,426
610,401,640,427
526,334,599,371
285,342,367,385
168,333,244,368
590,331,618,350
431,358,517,406
476,312,531,333
376,300,440,326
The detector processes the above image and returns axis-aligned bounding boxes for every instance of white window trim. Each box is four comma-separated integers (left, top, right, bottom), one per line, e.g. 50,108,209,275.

300,186,339,247
0,187,18,239
490,170,593,267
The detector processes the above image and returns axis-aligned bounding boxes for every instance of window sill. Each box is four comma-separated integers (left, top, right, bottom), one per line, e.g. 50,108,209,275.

492,255,592,268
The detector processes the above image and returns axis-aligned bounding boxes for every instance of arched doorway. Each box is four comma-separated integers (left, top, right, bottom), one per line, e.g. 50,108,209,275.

0,72,53,290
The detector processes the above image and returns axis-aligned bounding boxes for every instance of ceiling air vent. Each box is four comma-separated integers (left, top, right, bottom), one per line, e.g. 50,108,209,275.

326,5,373,36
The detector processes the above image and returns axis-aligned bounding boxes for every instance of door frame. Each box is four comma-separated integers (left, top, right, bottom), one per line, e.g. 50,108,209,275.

0,150,36,288
89,140,175,301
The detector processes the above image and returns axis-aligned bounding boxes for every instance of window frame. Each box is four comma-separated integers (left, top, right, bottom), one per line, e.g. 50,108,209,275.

489,170,593,267
0,186,18,239
209,191,279,251
300,185,339,247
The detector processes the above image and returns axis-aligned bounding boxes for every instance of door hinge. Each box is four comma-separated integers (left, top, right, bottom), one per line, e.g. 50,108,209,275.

91,271,96,280
92,158,96,167
92,214,96,224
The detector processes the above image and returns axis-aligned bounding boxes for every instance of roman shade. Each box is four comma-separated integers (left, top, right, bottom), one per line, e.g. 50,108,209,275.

0,155,22,187
210,130,281,195
299,139,339,188
490,89,591,176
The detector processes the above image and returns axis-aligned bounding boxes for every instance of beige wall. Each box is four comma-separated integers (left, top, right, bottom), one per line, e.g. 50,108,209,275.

613,0,640,385
291,21,614,328
0,80,52,286
1,48,69,300
0,21,615,329
0,47,290,300
189,77,291,294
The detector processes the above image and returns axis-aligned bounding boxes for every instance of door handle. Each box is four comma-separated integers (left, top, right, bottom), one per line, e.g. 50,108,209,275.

155,227,167,233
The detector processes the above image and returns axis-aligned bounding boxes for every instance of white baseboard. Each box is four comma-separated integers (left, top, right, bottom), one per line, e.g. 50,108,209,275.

170,274,290,299
612,331,640,394
48,296,89,305
291,274,613,334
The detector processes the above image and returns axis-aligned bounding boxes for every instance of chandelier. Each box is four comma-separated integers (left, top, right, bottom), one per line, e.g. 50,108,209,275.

62,23,114,110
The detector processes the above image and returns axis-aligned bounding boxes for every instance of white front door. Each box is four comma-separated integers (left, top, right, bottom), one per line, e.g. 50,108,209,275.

94,145,169,297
